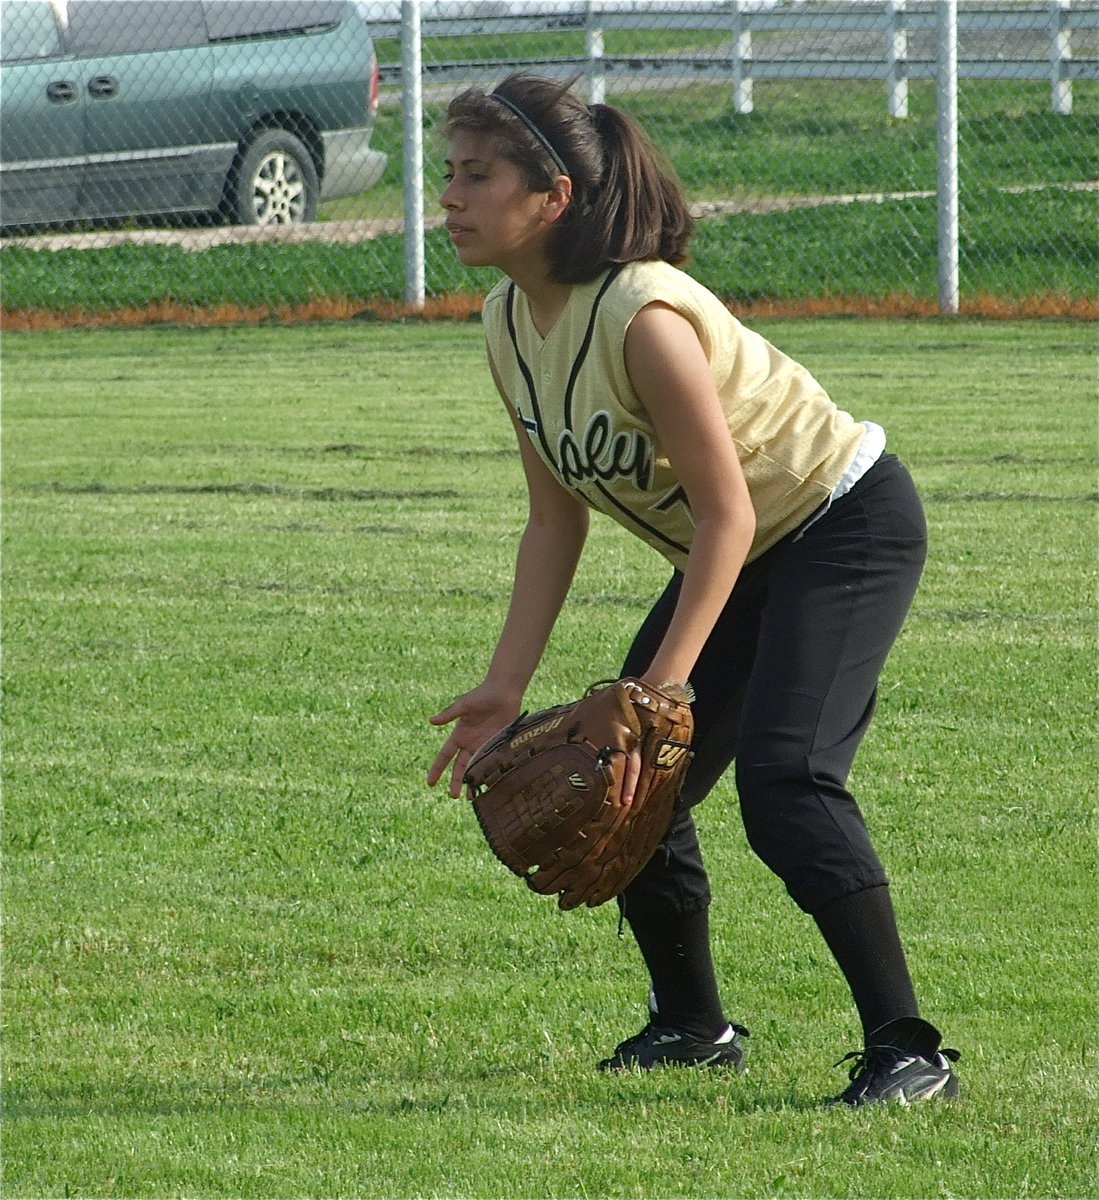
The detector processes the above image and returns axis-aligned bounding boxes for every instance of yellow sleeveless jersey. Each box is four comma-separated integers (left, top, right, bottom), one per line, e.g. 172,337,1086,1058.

483,260,867,569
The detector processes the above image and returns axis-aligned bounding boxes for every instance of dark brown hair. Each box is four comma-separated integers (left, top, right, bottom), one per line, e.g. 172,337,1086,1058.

444,74,694,284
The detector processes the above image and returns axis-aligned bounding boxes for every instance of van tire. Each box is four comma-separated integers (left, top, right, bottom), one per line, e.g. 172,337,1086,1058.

230,130,319,226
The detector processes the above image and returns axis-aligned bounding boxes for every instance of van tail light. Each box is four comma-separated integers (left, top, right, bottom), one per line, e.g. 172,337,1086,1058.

369,52,379,116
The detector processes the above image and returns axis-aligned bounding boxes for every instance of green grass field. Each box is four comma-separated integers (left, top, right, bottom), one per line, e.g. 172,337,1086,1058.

2,318,1096,1198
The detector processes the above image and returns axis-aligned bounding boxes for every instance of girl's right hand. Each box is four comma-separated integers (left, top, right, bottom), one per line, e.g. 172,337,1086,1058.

426,681,523,799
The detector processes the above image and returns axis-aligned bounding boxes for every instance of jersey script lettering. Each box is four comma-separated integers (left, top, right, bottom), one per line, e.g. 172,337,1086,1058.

557,410,653,492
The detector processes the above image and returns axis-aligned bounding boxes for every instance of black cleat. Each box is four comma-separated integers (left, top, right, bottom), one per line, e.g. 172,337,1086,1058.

827,1016,961,1107
598,1022,749,1071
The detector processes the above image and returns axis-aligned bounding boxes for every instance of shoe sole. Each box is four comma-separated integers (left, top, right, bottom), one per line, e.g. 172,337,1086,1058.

599,1049,745,1072
828,1073,960,1107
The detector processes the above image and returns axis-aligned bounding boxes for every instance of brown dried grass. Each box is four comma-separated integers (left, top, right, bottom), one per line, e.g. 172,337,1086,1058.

2,291,1096,332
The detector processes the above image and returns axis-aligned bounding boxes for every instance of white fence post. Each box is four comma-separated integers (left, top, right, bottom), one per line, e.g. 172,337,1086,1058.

401,0,425,311
887,0,909,119
731,0,753,115
936,0,959,314
1050,0,1073,114
586,1,606,106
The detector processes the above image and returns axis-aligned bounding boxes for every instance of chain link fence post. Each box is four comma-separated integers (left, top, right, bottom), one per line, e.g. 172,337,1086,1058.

400,0,425,312
937,0,960,314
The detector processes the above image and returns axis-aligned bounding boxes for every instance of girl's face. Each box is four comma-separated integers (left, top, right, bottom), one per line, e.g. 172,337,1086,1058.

440,130,565,275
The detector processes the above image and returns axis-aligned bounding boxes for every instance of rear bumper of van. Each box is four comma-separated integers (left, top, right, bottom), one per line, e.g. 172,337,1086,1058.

320,127,387,200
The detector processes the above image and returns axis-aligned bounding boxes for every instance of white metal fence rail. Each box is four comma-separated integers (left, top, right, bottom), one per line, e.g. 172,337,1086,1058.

375,0,1099,114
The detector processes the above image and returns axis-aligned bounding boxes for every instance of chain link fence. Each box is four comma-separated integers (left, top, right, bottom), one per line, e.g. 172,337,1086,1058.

2,0,1097,319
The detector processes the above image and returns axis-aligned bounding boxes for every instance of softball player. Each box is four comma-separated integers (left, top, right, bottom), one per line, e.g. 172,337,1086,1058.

427,73,960,1106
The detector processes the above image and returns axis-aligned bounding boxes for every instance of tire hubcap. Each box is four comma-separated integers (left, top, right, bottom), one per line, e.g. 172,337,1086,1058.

251,151,306,225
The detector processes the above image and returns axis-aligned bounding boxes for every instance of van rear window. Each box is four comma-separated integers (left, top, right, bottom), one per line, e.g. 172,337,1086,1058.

1,2,63,62
203,1,344,43
66,0,207,55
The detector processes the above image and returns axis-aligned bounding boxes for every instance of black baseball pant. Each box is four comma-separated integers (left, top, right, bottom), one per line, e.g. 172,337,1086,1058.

619,453,928,921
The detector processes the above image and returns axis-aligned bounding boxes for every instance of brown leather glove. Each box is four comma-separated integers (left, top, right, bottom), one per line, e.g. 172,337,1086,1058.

463,678,693,910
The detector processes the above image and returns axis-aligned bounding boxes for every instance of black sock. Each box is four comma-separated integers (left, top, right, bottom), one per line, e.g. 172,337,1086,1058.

625,907,728,1041
812,884,920,1040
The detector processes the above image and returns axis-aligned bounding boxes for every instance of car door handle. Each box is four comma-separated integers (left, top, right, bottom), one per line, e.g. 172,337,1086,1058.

46,80,78,103
87,75,119,99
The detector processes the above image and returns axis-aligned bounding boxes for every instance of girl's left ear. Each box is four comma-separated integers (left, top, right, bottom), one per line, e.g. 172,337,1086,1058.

541,175,573,224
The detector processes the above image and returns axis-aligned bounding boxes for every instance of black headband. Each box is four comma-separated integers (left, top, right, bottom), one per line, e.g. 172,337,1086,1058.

489,92,570,178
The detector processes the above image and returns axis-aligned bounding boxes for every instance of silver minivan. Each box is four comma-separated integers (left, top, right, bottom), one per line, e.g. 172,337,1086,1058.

0,0,388,228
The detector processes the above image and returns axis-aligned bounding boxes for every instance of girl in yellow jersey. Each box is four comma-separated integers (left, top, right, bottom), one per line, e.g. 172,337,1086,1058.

427,74,959,1106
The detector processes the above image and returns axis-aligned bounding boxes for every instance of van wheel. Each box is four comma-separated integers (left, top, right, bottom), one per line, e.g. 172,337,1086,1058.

230,130,319,226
